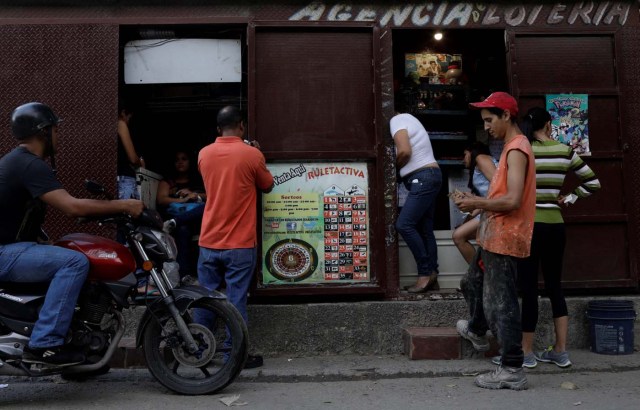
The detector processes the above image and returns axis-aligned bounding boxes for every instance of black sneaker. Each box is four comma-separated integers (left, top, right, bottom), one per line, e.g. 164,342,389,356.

22,345,85,367
244,354,264,369
180,275,199,286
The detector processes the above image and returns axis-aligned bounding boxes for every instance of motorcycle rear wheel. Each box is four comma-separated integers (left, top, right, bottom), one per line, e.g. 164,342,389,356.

142,298,248,395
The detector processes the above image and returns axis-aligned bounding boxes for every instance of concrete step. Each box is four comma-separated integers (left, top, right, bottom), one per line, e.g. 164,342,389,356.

403,327,501,360
110,328,505,369
404,327,461,360
116,296,640,358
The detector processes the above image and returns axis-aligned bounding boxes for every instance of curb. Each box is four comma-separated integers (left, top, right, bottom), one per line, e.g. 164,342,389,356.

110,340,640,384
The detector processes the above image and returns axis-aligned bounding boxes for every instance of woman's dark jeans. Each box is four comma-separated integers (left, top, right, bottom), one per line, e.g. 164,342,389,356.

396,167,442,277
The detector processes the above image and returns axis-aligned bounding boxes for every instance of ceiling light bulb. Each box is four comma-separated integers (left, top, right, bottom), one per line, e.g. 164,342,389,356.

434,32,443,41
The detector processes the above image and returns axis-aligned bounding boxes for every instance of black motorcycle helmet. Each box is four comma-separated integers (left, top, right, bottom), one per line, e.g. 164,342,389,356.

11,102,62,141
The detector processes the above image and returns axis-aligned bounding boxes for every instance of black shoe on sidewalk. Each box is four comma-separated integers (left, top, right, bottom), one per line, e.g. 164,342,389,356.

244,354,264,369
22,345,85,367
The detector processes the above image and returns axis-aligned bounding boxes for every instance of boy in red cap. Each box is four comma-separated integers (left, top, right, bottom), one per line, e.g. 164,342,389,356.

453,92,536,390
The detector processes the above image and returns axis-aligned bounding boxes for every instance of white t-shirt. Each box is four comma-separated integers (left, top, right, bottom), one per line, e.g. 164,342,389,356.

389,113,437,177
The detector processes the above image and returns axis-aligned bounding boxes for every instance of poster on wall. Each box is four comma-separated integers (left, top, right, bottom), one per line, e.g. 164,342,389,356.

405,53,462,83
262,163,369,285
546,94,590,155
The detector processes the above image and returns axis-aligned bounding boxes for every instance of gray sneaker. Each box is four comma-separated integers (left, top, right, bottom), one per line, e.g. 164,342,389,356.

475,365,528,390
535,346,572,368
456,319,490,352
491,352,537,368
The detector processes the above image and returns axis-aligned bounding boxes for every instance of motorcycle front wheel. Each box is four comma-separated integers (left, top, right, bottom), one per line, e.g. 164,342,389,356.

142,298,248,395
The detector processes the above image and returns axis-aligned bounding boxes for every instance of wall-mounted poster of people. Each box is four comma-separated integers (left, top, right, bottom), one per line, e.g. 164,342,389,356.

262,163,370,285
546,94,590,155
405,53,462,84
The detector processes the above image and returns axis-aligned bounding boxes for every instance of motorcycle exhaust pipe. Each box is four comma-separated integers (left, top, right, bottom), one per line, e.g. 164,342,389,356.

0,359,30,376
62,310,125,374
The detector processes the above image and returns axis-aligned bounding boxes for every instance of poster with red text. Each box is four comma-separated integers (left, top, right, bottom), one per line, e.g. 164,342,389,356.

262,163,369,285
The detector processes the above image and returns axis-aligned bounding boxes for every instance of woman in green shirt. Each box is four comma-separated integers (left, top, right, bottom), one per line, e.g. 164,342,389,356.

517,107,600,368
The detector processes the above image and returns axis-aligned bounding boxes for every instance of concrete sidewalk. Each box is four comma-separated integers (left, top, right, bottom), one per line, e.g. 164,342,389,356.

106,347,640,383
237,350,640,383
4,352,640,410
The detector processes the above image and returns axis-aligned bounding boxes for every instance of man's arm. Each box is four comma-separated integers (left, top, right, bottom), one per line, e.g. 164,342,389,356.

475,154,497,182
455,149,528,213
393,129,412,169
254,146,275,193
41,189,144,218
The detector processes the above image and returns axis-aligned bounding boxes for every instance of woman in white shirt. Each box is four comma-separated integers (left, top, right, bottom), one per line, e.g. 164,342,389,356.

390,113,442,292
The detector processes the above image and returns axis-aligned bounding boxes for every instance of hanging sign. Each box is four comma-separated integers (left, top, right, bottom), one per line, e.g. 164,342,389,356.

262,163,369,285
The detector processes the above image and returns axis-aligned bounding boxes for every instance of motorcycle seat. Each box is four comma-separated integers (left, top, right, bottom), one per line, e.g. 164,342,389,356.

0,281,51,294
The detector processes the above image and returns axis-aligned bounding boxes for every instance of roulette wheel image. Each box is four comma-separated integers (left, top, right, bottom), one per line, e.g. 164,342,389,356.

266,238,318,282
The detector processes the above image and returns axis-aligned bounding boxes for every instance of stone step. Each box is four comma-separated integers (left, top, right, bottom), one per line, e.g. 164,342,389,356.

403,327,500,360
116,296,639,357
403,327,460,360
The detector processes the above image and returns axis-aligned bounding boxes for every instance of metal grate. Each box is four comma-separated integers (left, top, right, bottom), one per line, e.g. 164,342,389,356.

0,24,120,240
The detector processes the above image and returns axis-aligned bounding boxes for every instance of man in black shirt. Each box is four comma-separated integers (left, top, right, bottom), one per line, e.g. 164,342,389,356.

0,102,144,366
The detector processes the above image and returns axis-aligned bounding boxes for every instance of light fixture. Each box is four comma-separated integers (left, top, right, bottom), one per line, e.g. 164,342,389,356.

434,32,443,41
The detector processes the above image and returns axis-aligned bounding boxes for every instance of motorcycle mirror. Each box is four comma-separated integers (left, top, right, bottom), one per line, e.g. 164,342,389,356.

84,179,112,199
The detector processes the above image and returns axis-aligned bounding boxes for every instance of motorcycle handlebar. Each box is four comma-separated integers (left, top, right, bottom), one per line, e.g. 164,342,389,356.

76,209,162,231
76,214,132,225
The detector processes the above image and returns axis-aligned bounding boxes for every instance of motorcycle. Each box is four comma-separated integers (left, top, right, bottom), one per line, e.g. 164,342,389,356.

0,180,248,395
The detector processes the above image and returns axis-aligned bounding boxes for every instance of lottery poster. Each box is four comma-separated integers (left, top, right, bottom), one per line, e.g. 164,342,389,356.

262,163,370,285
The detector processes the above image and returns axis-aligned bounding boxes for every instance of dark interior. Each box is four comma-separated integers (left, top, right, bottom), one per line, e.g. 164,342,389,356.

392,28,508,230
119,24,247,178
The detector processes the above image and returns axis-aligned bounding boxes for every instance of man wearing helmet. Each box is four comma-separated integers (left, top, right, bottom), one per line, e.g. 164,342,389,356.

0,102,144,366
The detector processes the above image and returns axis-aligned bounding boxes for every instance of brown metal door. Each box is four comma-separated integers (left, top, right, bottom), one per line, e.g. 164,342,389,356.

506,30,636,289
248,23,386,297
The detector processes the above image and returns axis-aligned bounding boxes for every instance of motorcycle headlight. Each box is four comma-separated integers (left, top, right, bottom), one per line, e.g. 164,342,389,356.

150,229,178,261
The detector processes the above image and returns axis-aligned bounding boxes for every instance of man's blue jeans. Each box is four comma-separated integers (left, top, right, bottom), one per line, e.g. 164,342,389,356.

0,242,89,348
396,167,442,277
196,247,257,325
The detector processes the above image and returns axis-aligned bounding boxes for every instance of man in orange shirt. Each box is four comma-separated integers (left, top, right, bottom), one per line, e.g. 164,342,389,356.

197,106,274,369
453,92,536,390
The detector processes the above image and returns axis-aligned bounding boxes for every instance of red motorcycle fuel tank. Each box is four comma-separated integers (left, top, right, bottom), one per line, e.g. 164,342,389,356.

55,233,136,281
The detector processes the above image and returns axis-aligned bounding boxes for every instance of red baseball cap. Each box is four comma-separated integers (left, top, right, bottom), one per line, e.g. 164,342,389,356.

469,92,519,116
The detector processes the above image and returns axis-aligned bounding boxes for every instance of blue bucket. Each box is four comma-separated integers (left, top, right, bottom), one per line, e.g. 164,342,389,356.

586,300,636,355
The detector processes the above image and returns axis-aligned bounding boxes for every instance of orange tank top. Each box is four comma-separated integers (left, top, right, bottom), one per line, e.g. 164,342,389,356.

477,135,536,258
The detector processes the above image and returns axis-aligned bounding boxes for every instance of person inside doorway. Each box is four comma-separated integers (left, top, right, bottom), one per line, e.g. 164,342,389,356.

156,149,206,284
390,111,442,293
452,142,497,264
117,100,144,200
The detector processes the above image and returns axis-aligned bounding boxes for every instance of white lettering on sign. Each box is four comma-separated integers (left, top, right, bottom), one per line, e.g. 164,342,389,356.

288,2,630,27
273,164,308,186
0,292,23,303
